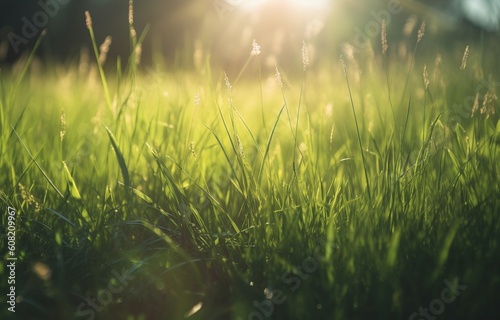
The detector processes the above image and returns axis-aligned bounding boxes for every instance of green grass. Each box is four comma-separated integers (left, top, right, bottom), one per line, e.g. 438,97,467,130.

1,19,500,320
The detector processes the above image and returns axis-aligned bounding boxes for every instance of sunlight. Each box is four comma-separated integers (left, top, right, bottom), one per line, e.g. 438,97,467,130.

209,0,333,70
245,0,331,11
290,0,330,9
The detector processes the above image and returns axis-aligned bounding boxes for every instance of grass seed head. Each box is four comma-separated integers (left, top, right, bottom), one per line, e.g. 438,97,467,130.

417,21,426,43
423,64,429,90
60,109,66,142
481,91,497,117
302,41,310,71
224,72,233,104
129,0,134,25
190,141,197,159
236,135,245,160
135,44,142,65
224,72,232,93
341,43,355,62
471,92,480,117
99,36,112,65
131,27,137,40
251,39,261,56
340,55,347,78
460,45,469,70
275,65,283,88
85,11,92,29
18,183,41,213
381,20,388,55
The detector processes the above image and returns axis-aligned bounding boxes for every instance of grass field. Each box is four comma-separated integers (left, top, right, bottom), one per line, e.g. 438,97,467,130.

1,9,500,320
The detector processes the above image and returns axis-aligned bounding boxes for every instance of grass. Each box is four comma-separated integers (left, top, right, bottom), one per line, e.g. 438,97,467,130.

1,14,500,320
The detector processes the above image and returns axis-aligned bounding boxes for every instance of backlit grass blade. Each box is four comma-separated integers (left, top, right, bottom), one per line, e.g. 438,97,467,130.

258,103,286,184
341,57,372,202
61,162,91,224
123,183,174,219
11,125,64,198
63,161,82,200
63,161,91,223
85,11,112,109
105,126,131,187
12,30,47,101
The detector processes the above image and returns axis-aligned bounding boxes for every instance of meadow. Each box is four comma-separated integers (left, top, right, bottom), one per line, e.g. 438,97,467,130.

1,9,500,320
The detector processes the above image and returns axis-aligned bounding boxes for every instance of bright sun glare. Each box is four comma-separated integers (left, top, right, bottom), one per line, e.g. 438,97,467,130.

247,0,330,10
290,0,330,8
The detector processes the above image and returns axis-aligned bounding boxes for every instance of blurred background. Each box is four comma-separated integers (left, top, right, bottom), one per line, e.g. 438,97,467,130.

0,0,499,72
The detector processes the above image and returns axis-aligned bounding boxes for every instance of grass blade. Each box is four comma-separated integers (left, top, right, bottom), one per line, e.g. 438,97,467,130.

105,126,131,187
11,125,63,198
